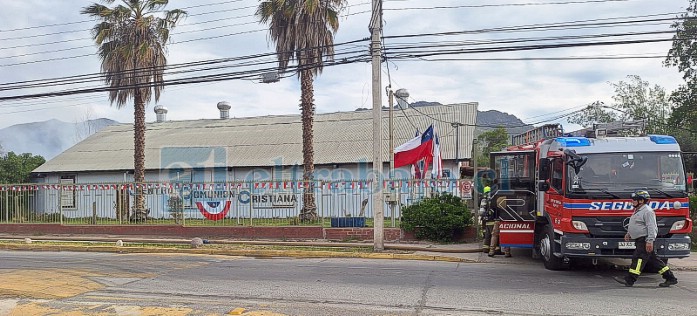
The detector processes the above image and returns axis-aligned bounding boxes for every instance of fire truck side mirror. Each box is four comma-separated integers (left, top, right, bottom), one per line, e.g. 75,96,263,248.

539,158,550,181
538,181,550,192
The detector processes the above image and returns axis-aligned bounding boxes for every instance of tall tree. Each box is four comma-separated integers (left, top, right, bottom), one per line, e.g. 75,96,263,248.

610,75,671,133
566,76,671,134
567,101,617,128
82,0,186,220
665,2,697,161
0,152,46,184
256,0,346,222
477,127,508,167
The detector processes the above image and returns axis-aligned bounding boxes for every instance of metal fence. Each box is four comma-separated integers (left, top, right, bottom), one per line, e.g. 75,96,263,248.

0,179,472,227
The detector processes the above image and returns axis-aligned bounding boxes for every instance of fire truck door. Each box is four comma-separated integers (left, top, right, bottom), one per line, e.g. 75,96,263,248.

499,221,535,248
491,190,536,248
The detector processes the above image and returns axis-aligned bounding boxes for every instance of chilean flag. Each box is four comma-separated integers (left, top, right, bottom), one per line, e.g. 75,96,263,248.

394,125,434,168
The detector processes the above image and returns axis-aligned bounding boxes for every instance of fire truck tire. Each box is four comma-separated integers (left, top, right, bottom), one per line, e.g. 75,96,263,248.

540,228,565,270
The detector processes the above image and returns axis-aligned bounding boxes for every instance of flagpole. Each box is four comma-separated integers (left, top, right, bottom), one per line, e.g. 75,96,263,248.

388,87,395,228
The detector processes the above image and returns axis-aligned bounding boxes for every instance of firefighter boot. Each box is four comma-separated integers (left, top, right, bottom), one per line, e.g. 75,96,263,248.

613,276,634,287
504,248,512,258
659,270,678,288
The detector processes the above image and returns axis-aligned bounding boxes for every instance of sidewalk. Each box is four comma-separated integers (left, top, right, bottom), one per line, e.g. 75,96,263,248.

0,234,695,271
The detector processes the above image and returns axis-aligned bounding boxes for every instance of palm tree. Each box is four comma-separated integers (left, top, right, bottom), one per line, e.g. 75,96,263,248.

256,0,346,222
82,0,186,220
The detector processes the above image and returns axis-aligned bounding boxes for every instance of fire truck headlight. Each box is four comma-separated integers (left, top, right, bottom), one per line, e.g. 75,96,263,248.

673,201,682,210
670,220,686,232
572,220,588,231
566,242,591,250
667,243,690,251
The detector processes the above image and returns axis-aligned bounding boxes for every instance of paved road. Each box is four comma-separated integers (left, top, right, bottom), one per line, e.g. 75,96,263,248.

0,250,695,316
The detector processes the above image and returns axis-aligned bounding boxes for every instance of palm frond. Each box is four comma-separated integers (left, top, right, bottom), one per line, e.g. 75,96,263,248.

82,0,186,107
256,0,346,76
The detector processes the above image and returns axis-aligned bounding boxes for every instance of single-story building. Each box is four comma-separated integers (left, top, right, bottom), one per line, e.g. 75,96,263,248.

27,102,478,221
34,102,478,183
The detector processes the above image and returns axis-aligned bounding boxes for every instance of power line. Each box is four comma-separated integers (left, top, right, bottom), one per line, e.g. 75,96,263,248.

384,0,634,10
0,0,254,34
0,38,370,91
0,51,371,102
384,30,673,51
382,16,683,40
410,55,674,61
384,38,674,60
1,12,679,66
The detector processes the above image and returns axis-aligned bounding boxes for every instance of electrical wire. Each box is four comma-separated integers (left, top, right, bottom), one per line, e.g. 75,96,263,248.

1,13,681,67
0,38,370,92
384,0,635,11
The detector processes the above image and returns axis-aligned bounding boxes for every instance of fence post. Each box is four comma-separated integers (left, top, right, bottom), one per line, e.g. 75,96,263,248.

92,201,97,225
4,190,8,224
249,184,254,227
58,185,63,225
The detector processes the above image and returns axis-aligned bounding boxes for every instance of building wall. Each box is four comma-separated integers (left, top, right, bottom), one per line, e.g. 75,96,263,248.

30,160,463,219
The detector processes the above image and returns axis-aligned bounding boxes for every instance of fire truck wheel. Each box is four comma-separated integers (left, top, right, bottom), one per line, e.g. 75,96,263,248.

540,228,565,270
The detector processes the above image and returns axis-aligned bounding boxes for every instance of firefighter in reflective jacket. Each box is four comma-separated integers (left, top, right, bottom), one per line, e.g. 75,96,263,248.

490,196,512,258
614,190,678,287
479,185,495,254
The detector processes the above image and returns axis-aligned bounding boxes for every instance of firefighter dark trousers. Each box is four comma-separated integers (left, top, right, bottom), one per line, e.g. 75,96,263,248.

487,221,511,256
482,221,495,253
624,237,676,284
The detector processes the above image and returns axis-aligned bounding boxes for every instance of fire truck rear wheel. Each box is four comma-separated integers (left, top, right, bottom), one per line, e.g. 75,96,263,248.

541,228,565,270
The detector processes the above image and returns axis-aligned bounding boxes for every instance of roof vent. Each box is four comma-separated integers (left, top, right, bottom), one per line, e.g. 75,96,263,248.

154,105,168,123
217,101,231,119
394,88,410,109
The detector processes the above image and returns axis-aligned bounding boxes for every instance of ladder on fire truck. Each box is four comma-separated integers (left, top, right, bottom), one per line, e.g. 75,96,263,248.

511,124,564,146
568,119,646,138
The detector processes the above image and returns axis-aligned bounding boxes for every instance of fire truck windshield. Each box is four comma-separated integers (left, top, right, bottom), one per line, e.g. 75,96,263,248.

567,152,686,193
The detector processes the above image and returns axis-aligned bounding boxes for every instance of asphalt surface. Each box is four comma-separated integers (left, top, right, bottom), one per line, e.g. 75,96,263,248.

0,250,695,316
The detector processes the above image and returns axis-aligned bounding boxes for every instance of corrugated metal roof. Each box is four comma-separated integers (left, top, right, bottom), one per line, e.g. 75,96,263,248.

34,102,478,173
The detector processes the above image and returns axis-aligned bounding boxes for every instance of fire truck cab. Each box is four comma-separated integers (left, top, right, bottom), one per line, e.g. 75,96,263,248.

485,123,693,270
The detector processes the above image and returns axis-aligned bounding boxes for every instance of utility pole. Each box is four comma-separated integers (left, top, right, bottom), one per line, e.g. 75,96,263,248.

472,139,479,211
370,0,384,251
451,123,462,176
388,87,396,228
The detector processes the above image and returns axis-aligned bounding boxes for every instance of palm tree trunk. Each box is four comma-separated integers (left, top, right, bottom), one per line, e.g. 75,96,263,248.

133,89,147,221
299,69,317,222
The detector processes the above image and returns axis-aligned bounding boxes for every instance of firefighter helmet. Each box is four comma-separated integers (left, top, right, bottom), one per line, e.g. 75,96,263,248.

483,186,491,194
631,190,650,201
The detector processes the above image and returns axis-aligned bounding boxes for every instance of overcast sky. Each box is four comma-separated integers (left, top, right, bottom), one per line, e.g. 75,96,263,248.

0,0,688,132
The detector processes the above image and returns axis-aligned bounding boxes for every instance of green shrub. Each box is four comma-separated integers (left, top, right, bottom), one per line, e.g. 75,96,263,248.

400,193,472,242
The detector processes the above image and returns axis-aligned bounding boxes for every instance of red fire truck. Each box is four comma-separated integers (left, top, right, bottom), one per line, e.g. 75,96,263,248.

483,123,692,270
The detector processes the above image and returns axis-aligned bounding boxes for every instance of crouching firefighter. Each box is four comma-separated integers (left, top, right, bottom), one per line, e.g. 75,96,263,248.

614,190,678,287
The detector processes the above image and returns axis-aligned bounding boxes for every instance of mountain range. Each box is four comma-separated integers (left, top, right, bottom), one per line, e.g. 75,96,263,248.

0,118,118,160
0,106,529,160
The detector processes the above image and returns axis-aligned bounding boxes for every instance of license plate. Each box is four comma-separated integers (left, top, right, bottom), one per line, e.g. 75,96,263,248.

618,241,636,249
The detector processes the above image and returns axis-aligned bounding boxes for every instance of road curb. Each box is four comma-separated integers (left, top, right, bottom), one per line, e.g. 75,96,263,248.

0,235,484,254
0,243,481,264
